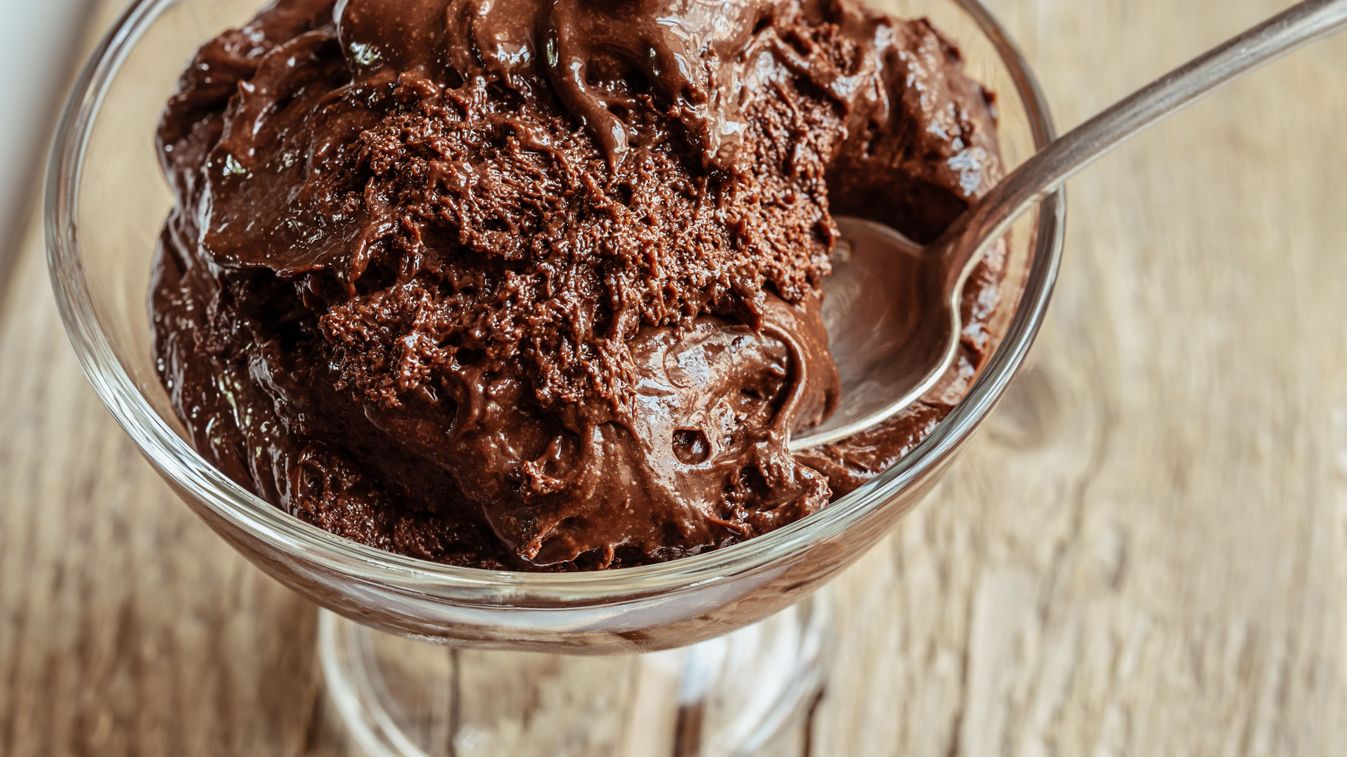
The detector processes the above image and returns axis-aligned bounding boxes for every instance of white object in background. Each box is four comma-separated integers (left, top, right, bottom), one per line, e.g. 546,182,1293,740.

0,0,87,269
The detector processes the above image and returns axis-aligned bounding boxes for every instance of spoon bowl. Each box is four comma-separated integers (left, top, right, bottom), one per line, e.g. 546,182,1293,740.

795,218,959,449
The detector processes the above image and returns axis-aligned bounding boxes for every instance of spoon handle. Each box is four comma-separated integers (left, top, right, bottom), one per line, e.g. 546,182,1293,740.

941,0,1347,289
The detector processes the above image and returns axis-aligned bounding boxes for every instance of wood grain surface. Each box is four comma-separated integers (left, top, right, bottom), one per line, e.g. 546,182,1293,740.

3,1,1346,754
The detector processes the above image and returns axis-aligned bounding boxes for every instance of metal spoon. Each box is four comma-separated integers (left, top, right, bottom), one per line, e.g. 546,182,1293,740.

793,0,1347,450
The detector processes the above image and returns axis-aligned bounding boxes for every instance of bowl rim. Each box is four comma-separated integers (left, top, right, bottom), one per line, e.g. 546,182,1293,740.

46,0,1065,601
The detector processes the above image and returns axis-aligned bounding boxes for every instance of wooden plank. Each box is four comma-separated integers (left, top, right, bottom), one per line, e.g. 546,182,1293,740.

2,0,1346,755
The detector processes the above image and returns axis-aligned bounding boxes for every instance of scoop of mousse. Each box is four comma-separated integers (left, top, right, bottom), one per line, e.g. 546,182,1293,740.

152,0,1001,569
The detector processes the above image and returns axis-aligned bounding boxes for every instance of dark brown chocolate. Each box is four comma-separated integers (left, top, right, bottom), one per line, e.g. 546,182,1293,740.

151,0,1003,570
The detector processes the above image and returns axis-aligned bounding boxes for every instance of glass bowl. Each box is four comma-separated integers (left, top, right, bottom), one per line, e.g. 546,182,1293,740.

49,2,1061,743
47,1,1062,751
47,0,1061,652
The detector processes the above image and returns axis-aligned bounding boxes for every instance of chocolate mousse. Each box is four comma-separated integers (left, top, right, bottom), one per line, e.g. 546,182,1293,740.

151,0,1004,570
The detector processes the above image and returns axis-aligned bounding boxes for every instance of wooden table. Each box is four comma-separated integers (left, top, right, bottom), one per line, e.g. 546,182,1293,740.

4,1,1346,754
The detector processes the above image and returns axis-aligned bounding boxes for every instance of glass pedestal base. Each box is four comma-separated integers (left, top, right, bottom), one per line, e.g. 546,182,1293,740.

319,592,832,756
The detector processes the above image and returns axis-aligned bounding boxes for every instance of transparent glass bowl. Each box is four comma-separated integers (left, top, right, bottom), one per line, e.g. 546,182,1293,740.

47,0,1063,654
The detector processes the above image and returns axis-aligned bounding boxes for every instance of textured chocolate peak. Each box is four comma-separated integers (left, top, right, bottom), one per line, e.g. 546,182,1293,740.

339,0,884,170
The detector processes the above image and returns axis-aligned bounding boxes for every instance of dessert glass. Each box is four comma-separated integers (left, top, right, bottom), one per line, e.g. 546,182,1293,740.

47,0,1064,753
